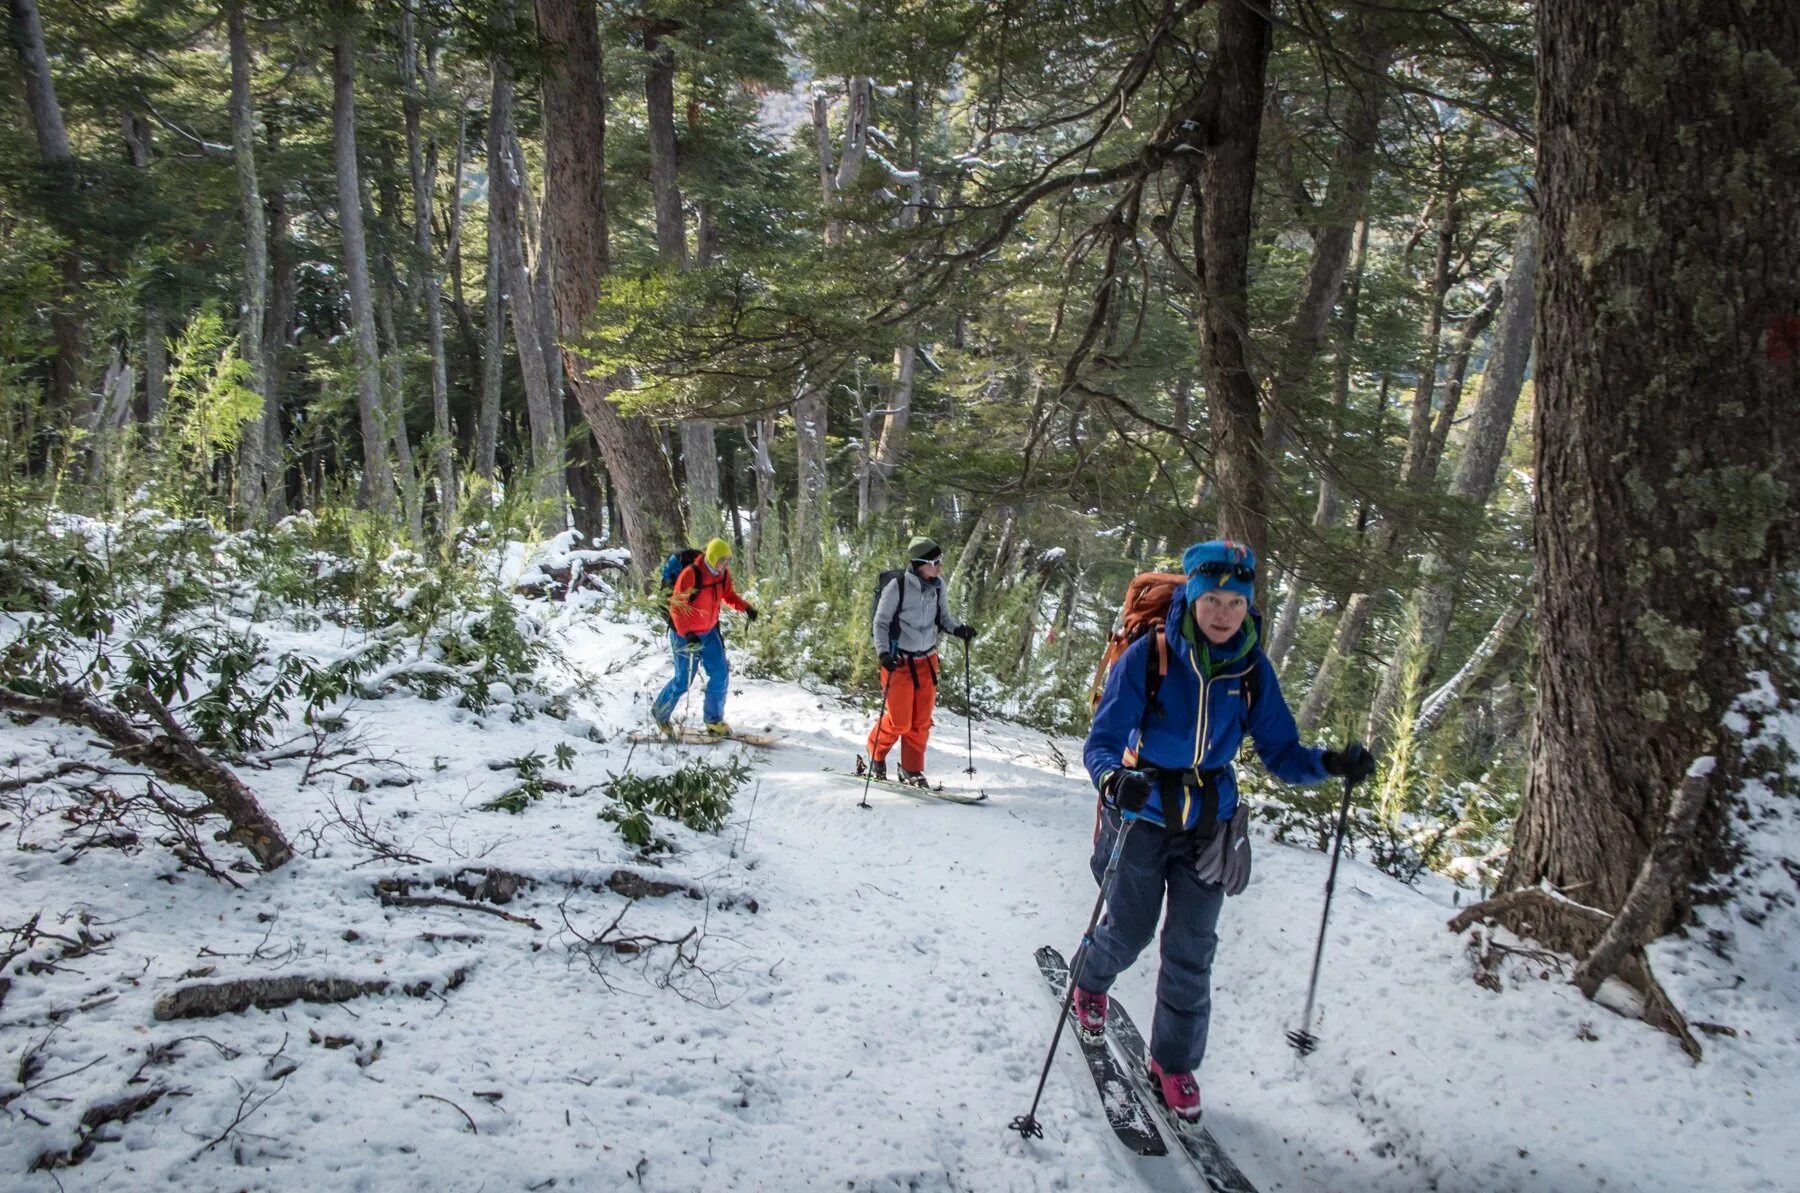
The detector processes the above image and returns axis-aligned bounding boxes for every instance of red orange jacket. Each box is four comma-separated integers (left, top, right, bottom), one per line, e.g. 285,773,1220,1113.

668,560,749,636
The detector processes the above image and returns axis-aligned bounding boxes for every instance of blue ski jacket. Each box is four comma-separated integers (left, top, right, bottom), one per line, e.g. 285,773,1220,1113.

1084,590,1332,831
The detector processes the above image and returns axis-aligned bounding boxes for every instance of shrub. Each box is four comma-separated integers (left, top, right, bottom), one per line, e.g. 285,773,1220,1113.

602,755,751,838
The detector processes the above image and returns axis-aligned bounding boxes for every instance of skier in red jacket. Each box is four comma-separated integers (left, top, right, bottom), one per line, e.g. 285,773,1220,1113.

654,538,757,735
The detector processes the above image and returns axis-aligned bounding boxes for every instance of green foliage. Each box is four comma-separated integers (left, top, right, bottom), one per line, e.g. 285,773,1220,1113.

153,304,262,518
602,755,750,840
480,746,576,814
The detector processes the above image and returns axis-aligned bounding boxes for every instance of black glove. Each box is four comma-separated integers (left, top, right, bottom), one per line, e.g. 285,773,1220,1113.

683,631,702,646
1102,768,1154,813
1321,741,1376,782
879,652,900,671
744,604,759,622
951,624,976,642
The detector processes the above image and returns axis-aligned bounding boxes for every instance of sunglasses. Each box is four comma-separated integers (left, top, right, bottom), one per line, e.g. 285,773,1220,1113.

1191,560,1256,583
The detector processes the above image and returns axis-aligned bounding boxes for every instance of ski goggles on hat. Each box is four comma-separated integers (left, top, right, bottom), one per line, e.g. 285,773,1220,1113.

1190,560,1256,583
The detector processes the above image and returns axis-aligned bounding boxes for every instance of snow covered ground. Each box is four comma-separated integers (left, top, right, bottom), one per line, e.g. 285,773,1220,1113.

2,587,1795,1191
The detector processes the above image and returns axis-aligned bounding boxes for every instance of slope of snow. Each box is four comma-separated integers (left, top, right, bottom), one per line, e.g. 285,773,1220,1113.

2,598,1794,1191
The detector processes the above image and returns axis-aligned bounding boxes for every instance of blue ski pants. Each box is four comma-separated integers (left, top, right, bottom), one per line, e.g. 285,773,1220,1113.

1073,805,1226,1074
653,627,729,725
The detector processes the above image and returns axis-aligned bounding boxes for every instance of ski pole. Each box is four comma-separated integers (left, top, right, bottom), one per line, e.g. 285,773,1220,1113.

962,637,976,776
1287,773,1361,1057
1010,810,1139,1140
859,665,893,811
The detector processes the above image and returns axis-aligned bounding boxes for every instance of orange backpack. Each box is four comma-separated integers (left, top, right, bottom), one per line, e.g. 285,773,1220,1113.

1088,571,1185,713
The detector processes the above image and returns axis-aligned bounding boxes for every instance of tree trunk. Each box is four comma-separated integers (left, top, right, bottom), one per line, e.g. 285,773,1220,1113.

747,415,777,562
822,77,870,249
949,508,990,609
1263,20,1393,459
790,77,873,560
372,253,423,538
1367,217,1539,746
643,23,686,267
477,113,505,483
402,2,456,522
869,344,914,516
1423,280,1506,482
1197,0,1272,576
695,196,718,268
1295,591,1376,733
8,0,67,157
721,429,744,548
534,0,686,573
1414,600,1528,739
1268,218,1372,673
1505,0,1799,927
227,3,271,525
144,305,166,423
644,21,721,539
1297,191,1465,725
1400,187,1460,487
262,124,295,519
444,100,479,358
790,383,828,562
871,112,926,516
123,111,166,434
512,131,565,427
331,20,396,513
565,392,607,542
486,58,562,514
8,0,81,415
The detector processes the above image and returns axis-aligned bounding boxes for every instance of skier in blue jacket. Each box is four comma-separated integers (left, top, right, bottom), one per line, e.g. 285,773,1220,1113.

1076,538,1374,1122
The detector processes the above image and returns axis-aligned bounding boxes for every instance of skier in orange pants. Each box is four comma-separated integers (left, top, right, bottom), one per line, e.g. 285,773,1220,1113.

862,537,977,787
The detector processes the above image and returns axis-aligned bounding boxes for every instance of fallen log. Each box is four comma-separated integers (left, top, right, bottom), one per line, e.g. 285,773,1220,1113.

0,684,292,870
153,967,468,1020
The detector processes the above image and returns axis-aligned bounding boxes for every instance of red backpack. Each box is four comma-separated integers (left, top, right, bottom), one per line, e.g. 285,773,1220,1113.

1088,572,1185,713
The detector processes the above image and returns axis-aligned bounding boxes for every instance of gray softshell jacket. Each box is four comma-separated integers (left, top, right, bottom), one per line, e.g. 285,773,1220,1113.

872,568,966,657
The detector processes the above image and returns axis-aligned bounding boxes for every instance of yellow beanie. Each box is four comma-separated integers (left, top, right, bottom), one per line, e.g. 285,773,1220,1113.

703,537,732,568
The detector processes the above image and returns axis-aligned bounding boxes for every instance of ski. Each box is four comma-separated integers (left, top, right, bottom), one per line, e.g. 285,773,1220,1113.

1100,982,1259,1192
627,727,783,748
1033,946,1167,1157
825,769,988,805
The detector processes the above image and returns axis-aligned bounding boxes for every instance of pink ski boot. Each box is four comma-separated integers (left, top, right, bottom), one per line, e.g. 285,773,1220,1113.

1072,986,1108,1041
1149,1059,1202,1122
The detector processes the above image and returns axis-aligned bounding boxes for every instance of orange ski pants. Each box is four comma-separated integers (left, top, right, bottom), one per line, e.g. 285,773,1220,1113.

868,653,939,773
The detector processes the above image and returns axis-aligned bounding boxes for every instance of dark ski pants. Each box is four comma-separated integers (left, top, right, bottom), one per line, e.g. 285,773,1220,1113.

1073,805,1226,1074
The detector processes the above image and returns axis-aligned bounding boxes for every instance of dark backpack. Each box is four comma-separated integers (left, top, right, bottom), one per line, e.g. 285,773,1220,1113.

660,547,715,628
871,569,906,650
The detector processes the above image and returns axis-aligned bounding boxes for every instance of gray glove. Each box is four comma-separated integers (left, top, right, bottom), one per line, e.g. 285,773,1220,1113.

1194,805,1252,896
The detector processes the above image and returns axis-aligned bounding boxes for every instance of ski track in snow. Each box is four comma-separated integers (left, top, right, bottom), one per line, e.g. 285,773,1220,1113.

1,600,1795,1192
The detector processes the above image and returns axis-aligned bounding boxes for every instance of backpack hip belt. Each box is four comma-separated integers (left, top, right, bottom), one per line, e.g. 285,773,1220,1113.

1124,764,1226,841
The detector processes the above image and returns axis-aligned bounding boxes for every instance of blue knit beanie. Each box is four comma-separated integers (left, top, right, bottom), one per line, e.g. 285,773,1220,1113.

1181,539,1257,605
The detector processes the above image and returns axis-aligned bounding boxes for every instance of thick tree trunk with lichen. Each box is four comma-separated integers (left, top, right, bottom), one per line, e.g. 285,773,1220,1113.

535,0,685,570
1502,1,1800,928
